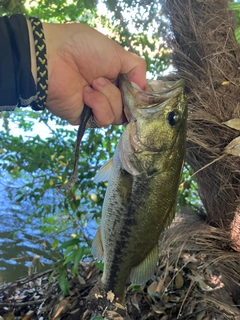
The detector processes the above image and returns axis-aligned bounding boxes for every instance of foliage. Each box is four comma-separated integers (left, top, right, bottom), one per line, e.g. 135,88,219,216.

178,164,203,212
0,0,26,15
25,0,98,23
49,237,90,295
103,0,171,77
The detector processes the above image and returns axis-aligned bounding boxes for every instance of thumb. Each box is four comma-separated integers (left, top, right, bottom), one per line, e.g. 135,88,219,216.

119,51,146,90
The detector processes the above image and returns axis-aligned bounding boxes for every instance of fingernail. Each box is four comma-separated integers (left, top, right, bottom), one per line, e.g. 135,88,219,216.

83,86,93,93
95,77,107,86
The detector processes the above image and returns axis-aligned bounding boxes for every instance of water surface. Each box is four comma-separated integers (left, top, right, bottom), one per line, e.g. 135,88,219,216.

0,175,66,283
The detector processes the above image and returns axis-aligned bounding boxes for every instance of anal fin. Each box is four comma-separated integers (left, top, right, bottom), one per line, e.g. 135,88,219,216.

165,205,176,230
130,244,159,285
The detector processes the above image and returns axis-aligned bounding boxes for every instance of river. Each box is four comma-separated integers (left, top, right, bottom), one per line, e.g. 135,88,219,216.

0,168,99,285
0,174,62,283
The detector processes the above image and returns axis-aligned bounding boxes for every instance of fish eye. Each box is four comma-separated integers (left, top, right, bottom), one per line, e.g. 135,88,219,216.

167,110,181,127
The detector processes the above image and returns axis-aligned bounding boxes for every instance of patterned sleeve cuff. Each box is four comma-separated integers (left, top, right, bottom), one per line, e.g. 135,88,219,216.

0,14,48,112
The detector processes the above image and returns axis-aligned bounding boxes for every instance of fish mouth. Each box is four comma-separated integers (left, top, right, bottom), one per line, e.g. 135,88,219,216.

119,74,185,121
119,74,139,121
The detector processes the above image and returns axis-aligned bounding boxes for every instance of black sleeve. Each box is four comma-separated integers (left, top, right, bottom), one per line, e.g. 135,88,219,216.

0,14,37,111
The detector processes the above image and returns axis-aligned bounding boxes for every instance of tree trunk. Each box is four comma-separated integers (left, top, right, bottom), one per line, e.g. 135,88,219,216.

165,0,240,250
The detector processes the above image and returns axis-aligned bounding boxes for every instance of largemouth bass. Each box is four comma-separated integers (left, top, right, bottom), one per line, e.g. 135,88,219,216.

92,74,187,304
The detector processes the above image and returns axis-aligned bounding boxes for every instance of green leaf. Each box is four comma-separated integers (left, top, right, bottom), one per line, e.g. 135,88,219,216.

58,269,69,296
70,200,77,212
52,239,59,250
15,194,25,202
73,247,85,269
63,246,88,268
58,238,81,250
96,261,104,271
235,27,240,43
127,284,142,293
48,268,57,282
63,251,76,265
71,265,78,276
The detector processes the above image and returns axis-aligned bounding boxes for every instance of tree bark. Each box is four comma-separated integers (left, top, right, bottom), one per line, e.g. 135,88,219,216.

165,0,240,250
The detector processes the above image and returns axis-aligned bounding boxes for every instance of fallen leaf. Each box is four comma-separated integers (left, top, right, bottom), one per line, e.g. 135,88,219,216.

151,304,166,315
51,299,69,319
196,308,206,320
188,274,212,291
2,312,14,320
221,81,230,86
161,294,169,304
174,273,184,289
22,311,34,320
77,274,86,285
103,311,124,320
198,279,213,292
147,281,158,296
169,295,181,302
186,262,198,272
130,293,140,312
160,316,169,320
222,118,240,130
224,137,240,157
107,290,115,303
156,277,165,293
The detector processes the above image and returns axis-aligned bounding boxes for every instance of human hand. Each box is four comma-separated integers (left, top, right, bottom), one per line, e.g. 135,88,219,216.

31,22,146,126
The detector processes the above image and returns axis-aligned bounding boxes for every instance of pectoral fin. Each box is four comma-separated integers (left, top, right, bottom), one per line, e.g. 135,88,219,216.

94,158,113,183
130,244,159,285
92,226,104,262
